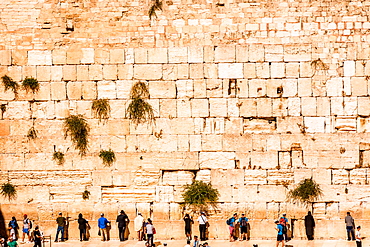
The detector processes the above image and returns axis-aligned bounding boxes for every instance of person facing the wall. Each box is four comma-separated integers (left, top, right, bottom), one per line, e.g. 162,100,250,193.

116,210,130,241
134,212,145,241
32,225,43,247
183,214,194,241
98,213,110,241
275,220,285,247
145,218,155,247
304,211,315,240
55,212,66,242
238,213,249,241
22,214,32,243
77,213,89,242
197,212,208,241
345,212,356,241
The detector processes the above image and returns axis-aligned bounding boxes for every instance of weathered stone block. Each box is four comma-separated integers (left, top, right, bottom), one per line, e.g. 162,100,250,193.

214,46,235,62
134,64,162,80
344,60,355,77
103,65,117,80
188,47,203,63
81,48,94,64
218,63,243,78
304,117,325,133
199,152,236,169
97,81,116,99
0,50,11,65
28,50,52,65
51,82,66,100
148,48,167,63
191,99,209,117
110,49,125,64
168,48,188,63
149,81,176,99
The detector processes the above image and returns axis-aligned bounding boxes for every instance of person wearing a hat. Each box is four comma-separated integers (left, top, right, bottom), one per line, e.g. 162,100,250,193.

197,212,208,241
55,212,66,242
134,212,145,241
116,210,130,241
98,213,110,241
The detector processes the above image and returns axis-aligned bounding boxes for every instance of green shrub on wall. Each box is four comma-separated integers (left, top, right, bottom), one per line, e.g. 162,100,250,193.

52,151,65,166
182,180,219,212
287,178,323,206
63,115,90,156
126,82,154,125
22,77,40,94
92,99,111,122
99,149,116,167
1,75,18,96
1,182,16,201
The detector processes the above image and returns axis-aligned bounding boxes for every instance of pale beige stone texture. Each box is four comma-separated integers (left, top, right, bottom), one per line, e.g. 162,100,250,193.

134,48,147,64
22,66,36,79
116,80,133,99
349,169,367,185
284,45,311,62
344,60,355,77
28,50,52,66
6,101,31,119
218,63,243,78
88,65,103,81
256,98,272,117
301,97,316,116
7,66,22,81
205,79,222,97
227,98,239,117
125,48,134,64
76,65,89,81
332,169,349,185
239,99,257,117
188,47,203,63
249,44,264,62
51,82,66,100
63,65,77,81
244,63,256,78
50,66,63,82
134,64,162,80
195,169,211,182
95,48,110,64
103,65,117,80
193,79,206,98
176,99,191,118
287,97,301,116
249,79,266,97
0,50,11,65
189,64,203,79
276,117,303,133
209,98,227,117
97,81,116,99
214,46,235,62
149,81,176,98
297,78,312,96
66,82,82,100
270,63,285,78
168,47,188,63
162,64,177,80
191,99,209,117
358,97,370,116
203,46,214,63
189,134,202,151
282,79,298,97
304,117,325,133
66,49,82,65
81,48,94,64
256,63,270,78
236,46,248,62
148,48,167,63
285,63,300,78
110,49,125,64
162,171,194,186
299,62,312,78
36,66,51,82
177,64,189,79
34,82,51,101
250,151,278,169
12,50,27,66
317,97,331,116
201,134,222,151
326,77,343,97
204,63,218,78
155,186,174,202
351,77,367,96
199,151,236,169
117,64,134,80
82,81,97,100
159,99,176,118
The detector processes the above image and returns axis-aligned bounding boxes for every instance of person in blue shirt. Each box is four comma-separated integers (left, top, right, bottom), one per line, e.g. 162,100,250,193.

238,213,249,241
98,213,110,241
227,213,237,242
275,220,285,247
279,213,289,241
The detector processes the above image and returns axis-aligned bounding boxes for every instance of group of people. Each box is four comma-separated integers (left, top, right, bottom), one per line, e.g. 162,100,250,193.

1,210,365,247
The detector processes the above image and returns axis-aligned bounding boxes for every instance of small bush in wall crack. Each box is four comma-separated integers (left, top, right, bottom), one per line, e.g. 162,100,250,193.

287,178,323,206
1,75,18,96
148,0,163,20
82,190,90,200
126,82,154,125
182,180,219,212
53,151,65,166
92,99,111,122
27,126,38,140
22,77,40,94
64,114,90,156
1,182,17,201
99,149,116,167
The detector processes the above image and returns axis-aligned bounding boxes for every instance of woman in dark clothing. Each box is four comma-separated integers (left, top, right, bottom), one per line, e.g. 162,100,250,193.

8,217,18,241
32,226,42,247
183,214,194,240
77,213,88,241
304,211,315,240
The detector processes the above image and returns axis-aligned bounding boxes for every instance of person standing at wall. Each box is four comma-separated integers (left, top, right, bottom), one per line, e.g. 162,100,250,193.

345,212,356,241
197,212,208,241
304,211,315,240
226,213,237,242
134,212,144,241
98,213,110,241
116,210,130,241
145,218,155,247
275,220,285,247
77,213,88,242
238,213,249,241
279,213,288,241
54,212,66,242
356,226,363,247
183,214,194,241
22,214,32,243
8,217,18,241
32,226,42,247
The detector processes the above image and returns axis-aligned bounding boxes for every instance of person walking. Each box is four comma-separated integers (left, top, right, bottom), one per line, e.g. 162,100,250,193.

116,210,129,241
183,214,194,240
98,213,110,241
32,226,42,247
304,211,315,240
197,212,208,241
77,213,88,242
356,226,363,247
134,212,144,241
8,217,18,241
275,220,285,247
345,212,356,241
279,213,288,241
226,213,237,242
22,214,32,243
145,218,155,247
54,212,66,242
238,213,248,241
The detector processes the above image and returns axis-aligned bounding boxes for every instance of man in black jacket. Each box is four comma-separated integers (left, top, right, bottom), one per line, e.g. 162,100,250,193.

116,210,130,241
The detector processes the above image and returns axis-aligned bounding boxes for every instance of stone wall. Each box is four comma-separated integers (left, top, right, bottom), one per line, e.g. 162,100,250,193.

1,0,370,240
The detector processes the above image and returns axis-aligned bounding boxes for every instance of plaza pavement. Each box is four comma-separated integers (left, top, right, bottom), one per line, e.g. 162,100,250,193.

18,239,368,247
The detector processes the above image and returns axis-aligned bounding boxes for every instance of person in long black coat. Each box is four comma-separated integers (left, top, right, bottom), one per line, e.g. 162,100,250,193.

304,211,315,240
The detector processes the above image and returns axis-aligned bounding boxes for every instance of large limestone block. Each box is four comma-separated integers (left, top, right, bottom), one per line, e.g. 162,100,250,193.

244,170,267,184
358,97,370,116
97,81,116,99
284,45,311,61
195,169,211,182
276,116,302,133
249,44,264,62
201,134,222,151
177,64,189,79
176,79,193,98
218,63,243,78
344,60,355,77
52,49,67,65
243,118,276,133
334,116,356,131
190,99,209,117
31,101,55,119
223,135,252,152
88,65,103,80
36,66,51,81
209,98,227,117
267,169,294,185
256,63,270,78
168,47,188,63
0,120,10,136
112,170,131,186
28,50,52,65
256,185,287,202
81,48,94,64
134,64,162,80
332,169,349,185
6,101,31,119
50,81,67,100
351,77,367,96
214,46,235,62
102,65,118,80
265,45,284,62
0,50,11,65
118,64,134,80
250,151,278,169
162,171,194,186
101,186,156,203
110,49,125,64
256,98,272,117
66,81,82,100
270,63,285,78
304,117,325,133
199,152,236,169
188,47,203,63
134,48,147,64
148,48,168,63
149,80,176,98
155,186,174,202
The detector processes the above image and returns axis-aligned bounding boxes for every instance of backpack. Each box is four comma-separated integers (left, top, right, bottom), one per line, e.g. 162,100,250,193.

240,217,247,227
226,218,232,225
28,219,33,229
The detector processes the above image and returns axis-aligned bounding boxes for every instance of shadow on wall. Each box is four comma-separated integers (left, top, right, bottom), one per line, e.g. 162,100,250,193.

0,206,7,238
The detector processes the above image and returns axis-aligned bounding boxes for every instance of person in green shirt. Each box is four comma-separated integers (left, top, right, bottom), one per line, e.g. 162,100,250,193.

7,237,18,247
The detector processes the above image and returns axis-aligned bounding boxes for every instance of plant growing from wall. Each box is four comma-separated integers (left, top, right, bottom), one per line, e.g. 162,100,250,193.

182,180,219,212
52,151,65,166
1,182,16,201
287,178,323,206
1,75,18,96
82,190,90,200
22,77,40,94
99,149,116,166
27,126,38,140
91,99,111,122
126,82,154,125
0,104,6,119
63,114,90,156
148,0,163,19
310,58,329,77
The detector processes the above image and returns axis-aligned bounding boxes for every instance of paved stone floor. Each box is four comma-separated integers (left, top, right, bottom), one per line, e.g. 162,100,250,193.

18,239,368,247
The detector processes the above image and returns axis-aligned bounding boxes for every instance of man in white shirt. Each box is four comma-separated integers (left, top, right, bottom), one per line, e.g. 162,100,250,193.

197,213,208,241
356,226,363,247
134,213,144,241
184,240,191,247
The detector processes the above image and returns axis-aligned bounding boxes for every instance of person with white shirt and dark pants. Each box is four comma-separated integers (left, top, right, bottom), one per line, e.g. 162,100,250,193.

197,212,208,241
